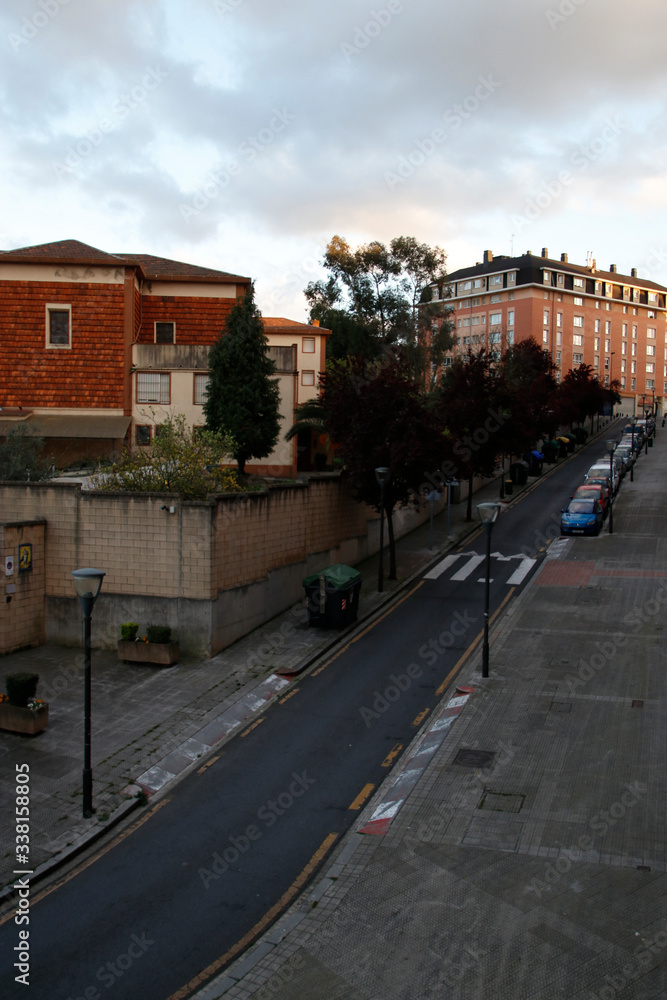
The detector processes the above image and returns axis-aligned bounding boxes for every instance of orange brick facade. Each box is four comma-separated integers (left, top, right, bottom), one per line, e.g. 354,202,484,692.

137,294,238,345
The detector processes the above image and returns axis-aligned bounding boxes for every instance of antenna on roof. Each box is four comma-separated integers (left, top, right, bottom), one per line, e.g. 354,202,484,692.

586,250,594,268
510,233,516,255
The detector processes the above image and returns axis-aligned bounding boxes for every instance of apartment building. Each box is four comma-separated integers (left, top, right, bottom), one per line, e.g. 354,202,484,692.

0,240,329,474
433,248,667,412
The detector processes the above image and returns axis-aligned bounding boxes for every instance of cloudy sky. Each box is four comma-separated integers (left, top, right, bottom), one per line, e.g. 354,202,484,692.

2,0,666,318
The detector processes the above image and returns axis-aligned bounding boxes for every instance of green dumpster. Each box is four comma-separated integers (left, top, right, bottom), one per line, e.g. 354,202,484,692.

303,564,362,628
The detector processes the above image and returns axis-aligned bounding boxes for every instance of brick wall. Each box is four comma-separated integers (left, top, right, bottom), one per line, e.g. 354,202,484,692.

137,295,240,345
0,280,126,409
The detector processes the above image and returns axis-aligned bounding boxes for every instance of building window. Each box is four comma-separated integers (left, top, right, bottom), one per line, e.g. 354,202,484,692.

648,310,656,318
647,344,656,356
648,327,656,338
461,281,472,292
573,334,584,346
490,294,501,303
137,372,170,404
543,330,549,343
573,277,584,290
595,281,602,295
556,351,561,365
506,330,514,344
155,322,175,344
646,363,655,374
489,312,502,325
556,331,562,346
543,271,551,284
302,337,316,353
632,326,637,338
573,296,583,306
507,272,516,284
605,339,610,352
595,319,601,333
648,292,658,304
621,376,626,388
605,321,611,335
622,323,628,336
631,378,636,390
490,332,502,344
301,370,315,386
594,356,599,369
573,316,584,328
604,357,610,370
543,309,549,324
621,342,627,355
605,282,613,297
573,353,583,364
507,310,514,326
623,305,628,314
632,343,637,356
136,425,151,446
46,304,71,348
594,337,600,350
605,302,612,311
646,378,655,389
473,279,484,289
631,361,636,373
557,312,562,327
621,359,626,372
472,297,480,307
490,275,502,286
194,373,209,405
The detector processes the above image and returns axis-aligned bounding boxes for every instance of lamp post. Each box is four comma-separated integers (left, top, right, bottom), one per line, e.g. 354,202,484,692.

477,502,502,678
606,440,615,535
71,568,106,818
375,467,391,593
630,422,635,482
609,352,615,418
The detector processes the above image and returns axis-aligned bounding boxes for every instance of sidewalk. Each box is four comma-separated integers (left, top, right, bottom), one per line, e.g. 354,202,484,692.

190,422,667,1000
0,415,622,902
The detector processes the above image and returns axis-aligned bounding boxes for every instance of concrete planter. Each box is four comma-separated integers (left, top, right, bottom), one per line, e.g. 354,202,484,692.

0,702,49,735
118,640,179,666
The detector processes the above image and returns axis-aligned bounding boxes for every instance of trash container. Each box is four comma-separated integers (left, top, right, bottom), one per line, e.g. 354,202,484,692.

510,461,529,485
504,479,513,496
448,480,461,504
303,564,362,628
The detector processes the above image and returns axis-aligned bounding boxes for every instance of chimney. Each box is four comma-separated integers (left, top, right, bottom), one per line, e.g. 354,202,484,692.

631,267,638,278
541,247,549,258
560,253,568,263
483,250,493,264
591,259,596,271
525,250,532,256
609,264,617,273
311,319,320,327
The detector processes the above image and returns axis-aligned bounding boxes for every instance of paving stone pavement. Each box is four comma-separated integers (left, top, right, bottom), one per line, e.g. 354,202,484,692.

194,421,667,1000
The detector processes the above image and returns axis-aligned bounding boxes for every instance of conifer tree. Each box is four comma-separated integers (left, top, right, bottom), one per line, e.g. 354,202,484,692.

204,285,281,474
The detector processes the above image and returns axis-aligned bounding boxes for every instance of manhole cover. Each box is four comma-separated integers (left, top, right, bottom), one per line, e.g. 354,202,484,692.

550,701,572,713
478,790,525,813
631,700,644,708
453,748,496,768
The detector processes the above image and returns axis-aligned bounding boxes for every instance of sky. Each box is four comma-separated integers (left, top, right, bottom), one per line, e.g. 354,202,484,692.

2,0,667,320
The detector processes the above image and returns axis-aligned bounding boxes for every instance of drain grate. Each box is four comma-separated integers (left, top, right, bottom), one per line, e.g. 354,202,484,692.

453,748,496,768
637,865,651,871
550,701,572,714
478,790,525,813
631,700,644,708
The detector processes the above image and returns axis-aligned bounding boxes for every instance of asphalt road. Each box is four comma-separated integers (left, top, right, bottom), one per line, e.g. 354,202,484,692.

0,434,620,1000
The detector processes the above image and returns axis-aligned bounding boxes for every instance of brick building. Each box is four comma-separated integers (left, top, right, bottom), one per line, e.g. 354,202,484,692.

433,248,667,414
0,240,329,474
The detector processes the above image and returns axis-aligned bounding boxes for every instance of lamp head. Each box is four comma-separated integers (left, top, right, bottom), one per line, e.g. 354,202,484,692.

71,568,106,613
605,439,616,455
374,466,391,488
477,501,502,526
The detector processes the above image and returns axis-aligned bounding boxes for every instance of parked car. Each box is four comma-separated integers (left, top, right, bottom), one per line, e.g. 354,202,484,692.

587,462,619,494
573,484,607,513
584,476,612,504
561,498,605,536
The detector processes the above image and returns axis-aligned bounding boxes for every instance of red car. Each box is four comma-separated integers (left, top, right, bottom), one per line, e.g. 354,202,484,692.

573,484,607,513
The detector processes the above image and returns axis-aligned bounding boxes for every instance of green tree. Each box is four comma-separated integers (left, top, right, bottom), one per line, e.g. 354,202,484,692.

204,285,281,474
556,364,608,432
0,426,51,481
498,338,559,455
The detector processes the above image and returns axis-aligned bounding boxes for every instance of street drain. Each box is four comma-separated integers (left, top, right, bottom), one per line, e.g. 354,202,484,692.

478,790,525,813
550,701,572,713
453,749,496,768
637,865,651,871
631,700,644,708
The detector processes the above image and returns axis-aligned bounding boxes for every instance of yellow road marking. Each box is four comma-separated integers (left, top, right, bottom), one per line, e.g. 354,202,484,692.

167,833,339,1000
0,798,171,926
240,717,264,737
278,688,299,704
381,743,403,767
311,580,425,677
348,783,375,811
196,755,220,774
412,708,430,727
435,588,515,696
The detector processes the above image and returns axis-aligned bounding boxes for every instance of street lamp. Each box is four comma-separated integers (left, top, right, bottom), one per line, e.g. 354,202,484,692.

375,467,391,593
609,352,615,418
606,440,616,535
477,502,502,678
71,568,106,818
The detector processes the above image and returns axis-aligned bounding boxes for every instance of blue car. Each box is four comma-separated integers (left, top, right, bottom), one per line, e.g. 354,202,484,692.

561,498,604,536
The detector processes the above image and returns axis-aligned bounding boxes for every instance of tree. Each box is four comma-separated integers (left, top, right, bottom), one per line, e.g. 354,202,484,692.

556,364,608,432
320,354,446,579
0,426,51,481
92,415,241,500
305,235,454,379
437,350,504,521
498,338,559,455
204,285,281,474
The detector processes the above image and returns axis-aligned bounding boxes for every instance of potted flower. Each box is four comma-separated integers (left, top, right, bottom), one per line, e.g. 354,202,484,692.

0,673,49,735
117,624,179,666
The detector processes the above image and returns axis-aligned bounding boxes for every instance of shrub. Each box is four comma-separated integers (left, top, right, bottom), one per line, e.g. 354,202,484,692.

6,672,39,707
120,622,139,641
146,625,172,644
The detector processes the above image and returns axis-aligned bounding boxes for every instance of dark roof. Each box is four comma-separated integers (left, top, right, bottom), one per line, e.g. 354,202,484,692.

0,239,126,266
263,317,331,335
116,253,250,284
0,240,250,284
447,252,667,293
